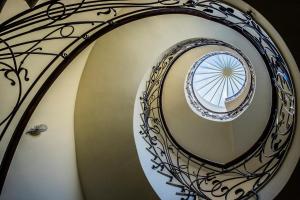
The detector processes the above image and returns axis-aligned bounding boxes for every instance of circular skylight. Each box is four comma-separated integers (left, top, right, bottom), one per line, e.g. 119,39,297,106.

192,53,246,108
185,50,255,122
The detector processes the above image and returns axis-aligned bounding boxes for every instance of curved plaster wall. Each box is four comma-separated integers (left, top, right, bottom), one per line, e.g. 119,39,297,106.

0,42,95,200
75,13,272,199
0,0,90,199
162,44,271,164
0,1,299,200
228,1,300,199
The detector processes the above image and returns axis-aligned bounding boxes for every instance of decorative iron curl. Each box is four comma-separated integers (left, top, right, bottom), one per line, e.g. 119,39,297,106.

137,1,295,200
0,0,295,199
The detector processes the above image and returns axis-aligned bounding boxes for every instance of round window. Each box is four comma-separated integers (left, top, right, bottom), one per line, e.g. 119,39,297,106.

185,50,255,122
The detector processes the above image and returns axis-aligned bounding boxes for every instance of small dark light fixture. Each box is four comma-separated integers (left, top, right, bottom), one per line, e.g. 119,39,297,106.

26,124,48,136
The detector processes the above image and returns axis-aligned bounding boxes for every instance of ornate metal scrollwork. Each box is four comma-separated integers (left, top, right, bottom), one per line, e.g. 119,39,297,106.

135,1,296,200
0,0,296,199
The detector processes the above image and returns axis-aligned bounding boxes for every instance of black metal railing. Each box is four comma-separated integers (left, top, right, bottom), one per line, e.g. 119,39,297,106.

0,1,295,199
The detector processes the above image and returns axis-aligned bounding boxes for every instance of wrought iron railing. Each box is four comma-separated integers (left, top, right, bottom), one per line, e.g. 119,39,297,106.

0,1,296,199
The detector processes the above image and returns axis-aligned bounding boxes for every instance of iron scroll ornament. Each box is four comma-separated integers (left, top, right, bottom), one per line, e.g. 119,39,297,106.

0,0,295,199
136,38,288,200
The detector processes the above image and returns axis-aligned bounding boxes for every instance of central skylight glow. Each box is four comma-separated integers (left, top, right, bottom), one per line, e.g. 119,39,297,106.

192,53,246,108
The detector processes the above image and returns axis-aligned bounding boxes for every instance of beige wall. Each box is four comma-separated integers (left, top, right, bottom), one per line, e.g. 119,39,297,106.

0,1,87,200
0,1,299,200
0,43,94,200
162,45,271,164
75,13,270,199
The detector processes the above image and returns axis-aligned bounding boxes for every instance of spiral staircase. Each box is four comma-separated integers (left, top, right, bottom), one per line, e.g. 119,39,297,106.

0,1,298,200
